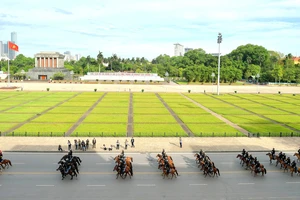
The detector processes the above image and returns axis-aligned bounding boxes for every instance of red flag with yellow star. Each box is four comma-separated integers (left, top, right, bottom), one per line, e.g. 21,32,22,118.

8,41,19,52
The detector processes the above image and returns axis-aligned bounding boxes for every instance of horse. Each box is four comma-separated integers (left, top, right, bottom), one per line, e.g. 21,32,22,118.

0,159,12,169
236,154,246,166
113,165,132,179
162,168,177,179
203,165,214,177
58,160,79,174
285,165,298,176
61,155,82,166
56,164,77,180
293,153,300,162
253,165,267,176
212,167,220,177
266,153,279,164
114,156,133,176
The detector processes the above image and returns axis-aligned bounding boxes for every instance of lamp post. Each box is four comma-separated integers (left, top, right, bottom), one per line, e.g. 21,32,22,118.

217,33,222,95
256,73,260,93
211,72,215,93
165,71,169,83
70,70,74,82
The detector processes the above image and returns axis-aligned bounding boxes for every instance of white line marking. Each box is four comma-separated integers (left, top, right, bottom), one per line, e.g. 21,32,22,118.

137,163,149,165
96,163,111,165
137,184,156,187
286,182,300,184
87,185,106,187
238,183,254,185
0,185,2,186
53,163,58,165
36,185,54,187
179,162,193,164
268,197,299,199
189,184,207,186
14,163,25,164
220,162,233,164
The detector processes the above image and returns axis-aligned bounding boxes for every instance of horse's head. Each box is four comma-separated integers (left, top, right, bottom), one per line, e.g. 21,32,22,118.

156,154,161,158
266,153,270,156
294,153,297,156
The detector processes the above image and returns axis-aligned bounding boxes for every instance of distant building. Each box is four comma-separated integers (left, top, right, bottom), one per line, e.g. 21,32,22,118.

3,42,8,56
0,41,3,56
9,32,17,60
27,51,71,80
184,48,193,53
293,57,300,64
64,51,76,61
75,54,81,61
174,43,184,56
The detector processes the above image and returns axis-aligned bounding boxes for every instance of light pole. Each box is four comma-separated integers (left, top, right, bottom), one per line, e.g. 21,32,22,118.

256,73,260,93
211,72,215,93
217,33,222,95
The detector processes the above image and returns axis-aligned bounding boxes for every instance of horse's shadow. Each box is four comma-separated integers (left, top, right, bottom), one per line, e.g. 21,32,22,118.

145,153,158,169
181,155,197,169
169,142,179,147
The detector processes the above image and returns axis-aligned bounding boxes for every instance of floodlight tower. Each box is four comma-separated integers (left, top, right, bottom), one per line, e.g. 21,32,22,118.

217,33,222,95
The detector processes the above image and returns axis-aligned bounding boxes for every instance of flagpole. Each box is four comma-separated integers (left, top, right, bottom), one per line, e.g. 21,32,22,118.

7,41,10,87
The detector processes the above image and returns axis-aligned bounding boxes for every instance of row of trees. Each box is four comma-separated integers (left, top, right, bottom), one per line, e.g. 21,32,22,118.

0,44,299,83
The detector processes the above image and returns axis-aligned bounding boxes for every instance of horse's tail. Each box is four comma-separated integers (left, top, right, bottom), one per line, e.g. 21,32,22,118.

9,160,12,166
170,156,173,161
217,168,220,176
264,168,267,174
131,157,133,162
130,162,133,176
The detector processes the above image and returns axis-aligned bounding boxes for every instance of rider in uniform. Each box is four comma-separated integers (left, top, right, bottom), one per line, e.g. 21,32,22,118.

255,161,261,172
278,151,283,160
241,149,246,156
298,148,300,155
0,150,3,162
285,157,291,165
68,149,73,161
64,159,72,174
254,157,258,165
248,154,254,162
119,159,126,174
162,149,166,159
120,150,125,162
291,160,297,172
164,159,170,175
282,153,286,161
244,151,249,159
271,148,275,159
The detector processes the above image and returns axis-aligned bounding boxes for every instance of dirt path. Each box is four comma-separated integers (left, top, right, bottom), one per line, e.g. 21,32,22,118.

182,94,249,135
127,93,133,137
156,93,194,136
3,92,82,135
65,93,107,136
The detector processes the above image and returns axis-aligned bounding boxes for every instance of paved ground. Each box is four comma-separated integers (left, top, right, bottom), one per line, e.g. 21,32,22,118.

1,137,300,153
1,152,300,200
1,82,300,93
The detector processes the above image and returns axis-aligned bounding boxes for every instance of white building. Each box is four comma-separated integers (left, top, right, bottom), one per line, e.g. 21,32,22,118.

174,43,184,56
75,54,81,61
185,48,193,53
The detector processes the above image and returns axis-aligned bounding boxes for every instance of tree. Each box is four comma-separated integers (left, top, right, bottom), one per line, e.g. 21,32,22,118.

97,51,104,72
271,64,283,83
53,72,65,80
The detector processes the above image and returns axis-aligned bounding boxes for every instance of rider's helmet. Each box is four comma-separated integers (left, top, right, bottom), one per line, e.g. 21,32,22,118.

243,149,245,151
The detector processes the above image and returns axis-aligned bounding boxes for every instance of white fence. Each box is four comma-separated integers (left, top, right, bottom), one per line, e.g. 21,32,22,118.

79,72,164,82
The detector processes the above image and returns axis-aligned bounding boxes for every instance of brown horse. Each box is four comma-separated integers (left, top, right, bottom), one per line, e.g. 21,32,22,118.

285,165,298,176
0,159,12,169
293,153,300,162
114,155,133,166
156,154,175,168
113,165,132,179
212,167,220,177
266,153,279,164
162,168,177,179
253,165,267,176
236,154,247,166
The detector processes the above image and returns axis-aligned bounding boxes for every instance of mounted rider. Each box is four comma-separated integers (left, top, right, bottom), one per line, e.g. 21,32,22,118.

0,150,3,162
282,153,286,161
255,161,260,172
64,159,72,174
244,151,249,158
298,148,300,155
164,158,170,174
241,149,246,156
253,157,258,165
285,157,291,165
248,154,254,162
162,149,166,159
119,158,126,174
291,160,297,172
271,148,275,159
120,150,126,162
68,149,73,161
278,151,283,160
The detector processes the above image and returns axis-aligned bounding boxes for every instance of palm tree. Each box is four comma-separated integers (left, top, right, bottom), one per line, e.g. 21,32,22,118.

97,51,104,73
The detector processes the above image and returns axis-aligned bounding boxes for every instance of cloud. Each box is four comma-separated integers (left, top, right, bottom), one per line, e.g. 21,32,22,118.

53,7,72,15
0,0,299,59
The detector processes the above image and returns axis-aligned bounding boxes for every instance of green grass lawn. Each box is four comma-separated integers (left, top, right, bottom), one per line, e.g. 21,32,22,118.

0,100,27,106
178,114,225,123
13,123,73,135
32,114,82,123
264,115,300,124
0,114,35,122
0,106,13,111
0,123,18,132
134,107,169,114
97,101,129,107
171,107,209,114
48,106,90,114
72,123,127,136
186,124,243,136
165,103,199,108
134,124,187,137
244,106,290,115
83,114,128,123
5,106,50,113
134,115,177,123
91,107,128,114
209,107,251,115
224,115,273,124
133,103,165,108
23,101,60,107
239,124,294,136
133,98,161,103
60,101,96,107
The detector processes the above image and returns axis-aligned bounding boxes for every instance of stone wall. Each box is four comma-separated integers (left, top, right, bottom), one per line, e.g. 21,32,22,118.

27,68,71,80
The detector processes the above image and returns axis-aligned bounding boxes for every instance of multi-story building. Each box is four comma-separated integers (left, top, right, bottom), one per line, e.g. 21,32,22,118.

184,48,193,53
9,32,17,60
75,54,81,61
174,43,184,56
3,42,8,57
0,41,3,56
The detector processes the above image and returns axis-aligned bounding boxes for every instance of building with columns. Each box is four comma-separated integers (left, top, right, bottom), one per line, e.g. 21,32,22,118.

27,51,71,80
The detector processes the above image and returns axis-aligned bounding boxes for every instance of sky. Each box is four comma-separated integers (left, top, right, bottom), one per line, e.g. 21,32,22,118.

0,0,300,60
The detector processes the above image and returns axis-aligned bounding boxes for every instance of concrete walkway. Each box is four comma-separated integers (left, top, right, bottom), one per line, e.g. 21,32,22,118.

0,137,299,153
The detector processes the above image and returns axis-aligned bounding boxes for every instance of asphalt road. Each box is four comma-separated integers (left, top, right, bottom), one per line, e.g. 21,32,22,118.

0,152,300,200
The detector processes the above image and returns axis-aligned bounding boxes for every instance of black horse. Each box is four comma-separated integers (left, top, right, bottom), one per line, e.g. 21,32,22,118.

56,164,77,180
58,160,79,174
